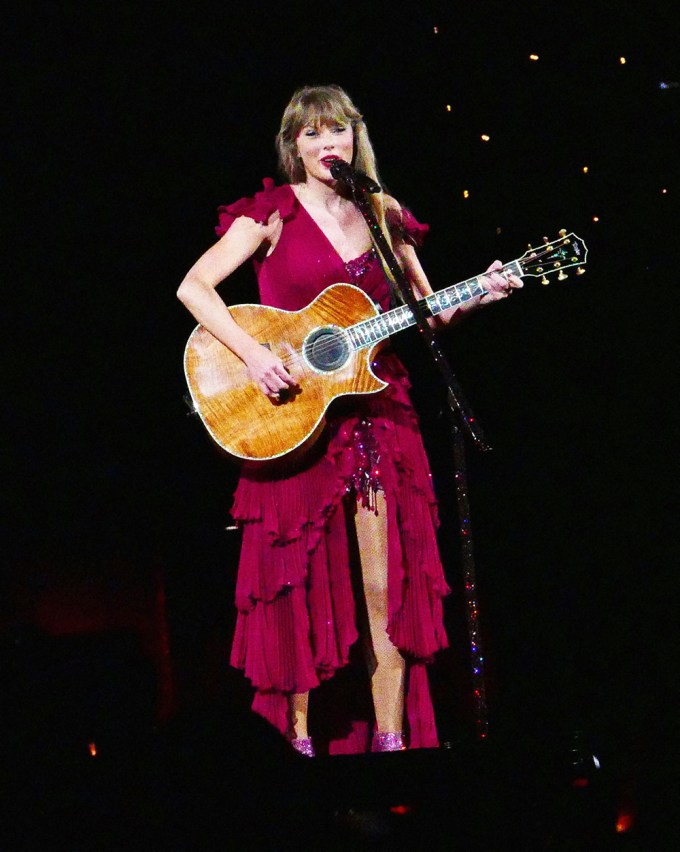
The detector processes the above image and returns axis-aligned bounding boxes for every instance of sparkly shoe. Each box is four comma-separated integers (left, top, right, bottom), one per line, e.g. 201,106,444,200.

290,736,315,757
372,731,406,752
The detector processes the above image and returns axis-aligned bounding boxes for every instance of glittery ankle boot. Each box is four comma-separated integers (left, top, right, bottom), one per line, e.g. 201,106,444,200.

290,736,315,757
371,731,406,752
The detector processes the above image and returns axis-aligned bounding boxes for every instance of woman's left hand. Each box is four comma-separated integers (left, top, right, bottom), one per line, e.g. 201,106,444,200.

478,260,524,303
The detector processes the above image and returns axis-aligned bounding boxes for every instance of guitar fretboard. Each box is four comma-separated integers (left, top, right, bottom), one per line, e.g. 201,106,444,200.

346,260,523,350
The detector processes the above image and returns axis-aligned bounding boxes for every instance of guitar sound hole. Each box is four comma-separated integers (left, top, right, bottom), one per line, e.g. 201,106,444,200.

304,327,350,372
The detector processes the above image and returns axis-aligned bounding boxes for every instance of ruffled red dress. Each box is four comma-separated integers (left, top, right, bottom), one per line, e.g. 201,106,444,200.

216,179,450,753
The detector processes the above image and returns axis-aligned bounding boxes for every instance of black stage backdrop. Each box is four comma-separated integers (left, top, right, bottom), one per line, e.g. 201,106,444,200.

4,1,678,845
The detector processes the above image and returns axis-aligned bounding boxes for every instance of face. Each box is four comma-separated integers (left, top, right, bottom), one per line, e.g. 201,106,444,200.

295,121,354,183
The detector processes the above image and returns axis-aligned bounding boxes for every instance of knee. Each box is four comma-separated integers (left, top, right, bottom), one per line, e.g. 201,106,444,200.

363,582,388,620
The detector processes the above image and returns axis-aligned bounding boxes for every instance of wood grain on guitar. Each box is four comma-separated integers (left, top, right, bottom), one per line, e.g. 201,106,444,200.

184,284,386,461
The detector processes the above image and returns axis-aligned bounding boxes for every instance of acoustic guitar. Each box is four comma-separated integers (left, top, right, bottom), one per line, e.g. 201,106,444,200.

184,231,587,462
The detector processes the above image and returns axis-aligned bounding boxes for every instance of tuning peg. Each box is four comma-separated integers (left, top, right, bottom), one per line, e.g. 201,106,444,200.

542,236,550,243
527,243,533,250
541,275,549,285
558,229,567,237
576,267,586,276
558,271,568,280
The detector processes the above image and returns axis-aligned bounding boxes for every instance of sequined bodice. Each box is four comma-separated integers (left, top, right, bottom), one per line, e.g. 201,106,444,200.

343,248,379,284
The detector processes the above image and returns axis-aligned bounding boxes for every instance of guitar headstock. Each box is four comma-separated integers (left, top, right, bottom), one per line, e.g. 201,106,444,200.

517,230,588,284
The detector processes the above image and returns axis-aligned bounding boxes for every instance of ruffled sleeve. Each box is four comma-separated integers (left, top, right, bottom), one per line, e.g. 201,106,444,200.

215,178,296,237
386,206,429,248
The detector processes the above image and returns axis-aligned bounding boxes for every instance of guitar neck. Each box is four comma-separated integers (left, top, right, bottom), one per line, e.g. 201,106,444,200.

346,259,524,350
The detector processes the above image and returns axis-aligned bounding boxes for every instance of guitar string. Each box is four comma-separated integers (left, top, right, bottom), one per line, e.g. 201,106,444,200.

272,264,502,365
273,243,577,370
274,274,486,369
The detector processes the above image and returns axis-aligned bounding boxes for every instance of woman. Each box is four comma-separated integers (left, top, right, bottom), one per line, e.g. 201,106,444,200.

177,85,521,756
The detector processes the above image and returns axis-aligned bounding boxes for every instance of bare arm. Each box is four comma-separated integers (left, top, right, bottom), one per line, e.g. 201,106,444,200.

386,198,523,326
393,240,459,327
177,212,296,396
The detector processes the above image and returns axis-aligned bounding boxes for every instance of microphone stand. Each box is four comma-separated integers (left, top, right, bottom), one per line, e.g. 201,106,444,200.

347,177,490,740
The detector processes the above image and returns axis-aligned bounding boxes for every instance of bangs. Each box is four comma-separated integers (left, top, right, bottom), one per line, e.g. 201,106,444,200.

285,89,361,138
301,101,350,129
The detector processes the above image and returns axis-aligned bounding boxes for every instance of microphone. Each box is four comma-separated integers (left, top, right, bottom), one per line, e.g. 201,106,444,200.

329,159,382,194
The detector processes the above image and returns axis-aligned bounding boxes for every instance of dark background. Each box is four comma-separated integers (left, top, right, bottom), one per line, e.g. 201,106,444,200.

4,1,678,846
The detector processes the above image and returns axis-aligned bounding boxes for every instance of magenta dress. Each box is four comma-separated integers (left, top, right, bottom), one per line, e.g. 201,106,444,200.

216,179,450,753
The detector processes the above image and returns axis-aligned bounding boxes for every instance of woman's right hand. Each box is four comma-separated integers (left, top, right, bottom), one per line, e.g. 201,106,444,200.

243,342,298,398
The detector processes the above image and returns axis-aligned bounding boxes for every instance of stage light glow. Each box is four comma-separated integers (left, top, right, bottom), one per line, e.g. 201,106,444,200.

619,56,627,64
582,166,589,173
88,742,97,757
529,54,539,61
616,811,634,833
592,216,600,222
662,188,668,194
433,26,439,34
463,190,470,198
446,104,452,112
481,134,490,142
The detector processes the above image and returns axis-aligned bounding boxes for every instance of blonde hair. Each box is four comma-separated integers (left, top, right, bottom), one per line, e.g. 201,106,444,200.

276,85,393,253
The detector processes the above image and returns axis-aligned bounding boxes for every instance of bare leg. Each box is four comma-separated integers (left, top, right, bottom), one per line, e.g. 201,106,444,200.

288,692,309,739
354,492,405,733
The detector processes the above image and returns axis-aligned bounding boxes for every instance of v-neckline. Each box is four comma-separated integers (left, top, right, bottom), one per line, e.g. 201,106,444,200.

288,184,374,266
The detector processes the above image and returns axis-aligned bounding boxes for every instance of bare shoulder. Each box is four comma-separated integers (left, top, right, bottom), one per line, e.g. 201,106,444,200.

220,211,282,247
223,214,274,238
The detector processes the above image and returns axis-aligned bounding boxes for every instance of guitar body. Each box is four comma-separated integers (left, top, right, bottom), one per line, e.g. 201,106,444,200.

184,283,387,461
